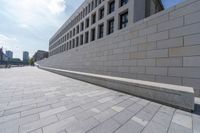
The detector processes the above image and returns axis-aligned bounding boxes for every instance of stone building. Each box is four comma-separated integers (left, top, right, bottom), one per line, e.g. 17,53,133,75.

38,0,200,97
32,50,48,62
48,0,163,56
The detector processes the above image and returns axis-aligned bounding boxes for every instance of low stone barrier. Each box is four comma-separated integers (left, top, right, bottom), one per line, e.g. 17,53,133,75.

38,65,194,111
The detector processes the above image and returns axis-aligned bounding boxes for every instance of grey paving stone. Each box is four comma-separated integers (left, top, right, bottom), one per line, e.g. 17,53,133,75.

67,117,100,133
152,111,172,128
87,119,120,133
0,113,20,123
192,114,200,133
172,112,192,129
115,119,144,133
159,105,175,116
75,110,97,120
57,107,84,120
20,115,58,133
39,106,67,118
4,104,36,115
42,116,78,133
126,103,144,114
94,108,117,122
112,109,134,125
168,123,192,133
29,128,43,133
21,105,51,117
142,121,168,133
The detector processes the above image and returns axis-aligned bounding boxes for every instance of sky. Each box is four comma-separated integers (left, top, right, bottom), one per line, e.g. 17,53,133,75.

0,0,184,59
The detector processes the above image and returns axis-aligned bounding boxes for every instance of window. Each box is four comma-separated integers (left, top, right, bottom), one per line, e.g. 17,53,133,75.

64,43,66,51
80,34,84,45
73,28,75,36
99,7,104,20
108,0,115,14
76,37,79,47
67,33,69,40
98,24,104,39
120,0,128,7
72,39,75,48
85,31,89,43
86,18,90,28
70,31,72,38
88,3,91,13
108,18,114,34
76,25,79,34
67,42,69,50
91,28,96,41
91,13,96,24
69,41,72,49
120,11,128,29
91,1,94,10
81,22,84,31
98,0,101,5
95,0,98,7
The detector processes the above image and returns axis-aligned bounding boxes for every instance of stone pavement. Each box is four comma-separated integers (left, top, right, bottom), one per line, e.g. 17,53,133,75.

0,67,199,133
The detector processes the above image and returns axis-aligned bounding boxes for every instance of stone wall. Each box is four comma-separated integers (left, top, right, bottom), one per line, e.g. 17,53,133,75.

38,0,200,97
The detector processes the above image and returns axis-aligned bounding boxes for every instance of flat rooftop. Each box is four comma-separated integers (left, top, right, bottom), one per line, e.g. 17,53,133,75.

0,67,199,133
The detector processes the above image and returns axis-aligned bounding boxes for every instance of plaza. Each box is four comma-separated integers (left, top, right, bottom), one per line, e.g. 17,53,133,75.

0,67,199,133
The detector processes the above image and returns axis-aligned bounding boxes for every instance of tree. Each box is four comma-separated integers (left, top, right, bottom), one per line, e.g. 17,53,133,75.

29,58,34,66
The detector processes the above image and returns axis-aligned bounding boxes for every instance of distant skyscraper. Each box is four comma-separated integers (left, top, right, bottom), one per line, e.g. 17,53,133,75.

0,48,3,61
6,50,13,59
23,51,29,62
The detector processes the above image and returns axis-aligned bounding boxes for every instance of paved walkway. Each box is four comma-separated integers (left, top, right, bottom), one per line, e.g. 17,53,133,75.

0,67,199,133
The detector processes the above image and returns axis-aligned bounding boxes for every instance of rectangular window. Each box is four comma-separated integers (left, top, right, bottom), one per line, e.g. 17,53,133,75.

81,22,84,31
69,41,72,49
91,13,96,24
85,31,89,43
72,39,75,48
76,37,79,47
108,18,114,34
86,18,90,28
120,11,128,29
76,25,79,34
80,34,84,45
99,7,104,20
70,31,72,38
120,0,128,7
91,1,94,10
108,0,115,14
73,28,75,36
88,3,91,13
95,0,98,7
67,33,69,40
98,24,104,39
67,42,69,50
98,0,101,5
91,28,96,41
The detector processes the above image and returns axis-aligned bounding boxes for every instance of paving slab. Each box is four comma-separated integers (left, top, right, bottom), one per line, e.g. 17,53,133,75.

0,67,199,133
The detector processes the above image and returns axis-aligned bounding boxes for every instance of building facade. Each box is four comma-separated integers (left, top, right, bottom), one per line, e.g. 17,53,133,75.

23,51,29,62
32,50,48,62
0,48,3,61
38,0,200,97
6,50,13,60
48,0,163,56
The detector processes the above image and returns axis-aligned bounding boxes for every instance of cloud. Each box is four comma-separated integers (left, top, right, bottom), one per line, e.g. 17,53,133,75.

0,34,22,57
0,0,85,59
48,0,66,15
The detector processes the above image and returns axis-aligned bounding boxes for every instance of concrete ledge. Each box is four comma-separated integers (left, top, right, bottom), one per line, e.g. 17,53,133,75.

38,65,194,111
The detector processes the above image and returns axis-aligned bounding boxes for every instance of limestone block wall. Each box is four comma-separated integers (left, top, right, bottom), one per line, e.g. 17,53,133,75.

38,0,200,97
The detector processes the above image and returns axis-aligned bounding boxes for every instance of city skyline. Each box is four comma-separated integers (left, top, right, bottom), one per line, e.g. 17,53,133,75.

0,0,184,59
